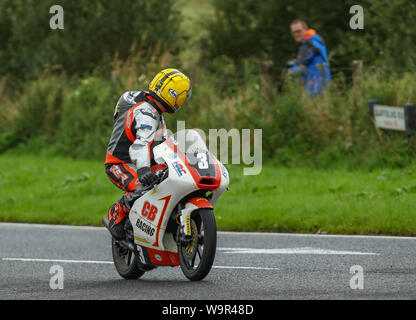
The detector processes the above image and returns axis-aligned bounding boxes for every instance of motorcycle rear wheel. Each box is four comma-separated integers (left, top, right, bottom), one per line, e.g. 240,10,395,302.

178,208,217,281
111,237,145,279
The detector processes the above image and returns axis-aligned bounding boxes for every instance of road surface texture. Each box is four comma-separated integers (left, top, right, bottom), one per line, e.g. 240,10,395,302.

1,223,415,300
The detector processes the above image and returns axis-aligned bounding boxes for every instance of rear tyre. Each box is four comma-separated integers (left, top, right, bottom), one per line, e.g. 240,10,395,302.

111,237,145,279
178,208,217,281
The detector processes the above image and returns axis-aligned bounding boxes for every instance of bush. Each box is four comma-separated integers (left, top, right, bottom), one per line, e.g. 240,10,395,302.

0,75,66,152
54,76,116,160
2,58,416,171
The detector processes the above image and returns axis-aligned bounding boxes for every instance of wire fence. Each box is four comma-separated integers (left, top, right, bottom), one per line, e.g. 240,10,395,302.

265,62,416,84
272,65,416,73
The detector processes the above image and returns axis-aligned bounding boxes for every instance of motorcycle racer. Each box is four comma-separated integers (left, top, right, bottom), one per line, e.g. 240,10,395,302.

103,68,192,240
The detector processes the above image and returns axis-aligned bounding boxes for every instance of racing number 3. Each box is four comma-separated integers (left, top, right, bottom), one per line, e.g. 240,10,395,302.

197,152,209,169
141,201,158,221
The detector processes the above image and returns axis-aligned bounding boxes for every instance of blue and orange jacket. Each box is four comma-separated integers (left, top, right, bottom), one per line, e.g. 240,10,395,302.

289,29,331,95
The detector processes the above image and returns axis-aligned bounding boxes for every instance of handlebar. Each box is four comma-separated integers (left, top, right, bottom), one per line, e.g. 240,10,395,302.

135,166,168,191
156,166,169,183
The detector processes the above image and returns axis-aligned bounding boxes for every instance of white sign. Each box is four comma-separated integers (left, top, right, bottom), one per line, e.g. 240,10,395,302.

374,104,405,131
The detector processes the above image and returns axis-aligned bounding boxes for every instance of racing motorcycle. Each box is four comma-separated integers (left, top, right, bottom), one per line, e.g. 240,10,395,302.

111,129,229,281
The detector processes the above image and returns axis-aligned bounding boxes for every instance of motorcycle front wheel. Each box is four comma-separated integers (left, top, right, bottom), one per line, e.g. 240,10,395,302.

178,208,217,281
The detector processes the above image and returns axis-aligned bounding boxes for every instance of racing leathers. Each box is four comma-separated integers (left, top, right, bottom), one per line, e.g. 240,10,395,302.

104,90,167,239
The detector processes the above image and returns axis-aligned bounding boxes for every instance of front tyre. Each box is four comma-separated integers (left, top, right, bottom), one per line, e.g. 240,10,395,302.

111,237,145,279
178,208,217,281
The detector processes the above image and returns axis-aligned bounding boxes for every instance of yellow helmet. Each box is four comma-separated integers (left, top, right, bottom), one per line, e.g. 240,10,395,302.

148,68,192,113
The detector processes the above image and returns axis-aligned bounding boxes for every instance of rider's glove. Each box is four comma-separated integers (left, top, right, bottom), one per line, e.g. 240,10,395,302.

137,167,159,186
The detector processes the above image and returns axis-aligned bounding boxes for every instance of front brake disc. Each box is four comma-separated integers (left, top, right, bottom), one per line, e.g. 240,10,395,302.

182,219,198,261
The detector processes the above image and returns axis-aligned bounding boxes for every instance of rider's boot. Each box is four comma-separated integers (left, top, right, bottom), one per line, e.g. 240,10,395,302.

103,189,145,240
103,203,127,240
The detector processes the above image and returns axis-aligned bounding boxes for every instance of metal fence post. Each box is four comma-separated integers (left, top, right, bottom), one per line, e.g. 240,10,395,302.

368,99,378,119
260,61,274,101
404,103,416,139
352,60,363,84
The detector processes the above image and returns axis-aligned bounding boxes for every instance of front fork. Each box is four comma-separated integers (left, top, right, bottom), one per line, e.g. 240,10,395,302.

176,197,213,243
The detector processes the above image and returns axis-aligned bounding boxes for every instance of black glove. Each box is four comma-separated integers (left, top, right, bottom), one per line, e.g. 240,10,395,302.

137,167,159,186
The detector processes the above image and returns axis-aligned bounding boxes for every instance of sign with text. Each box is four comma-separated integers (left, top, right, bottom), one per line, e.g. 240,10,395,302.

373,104,405,131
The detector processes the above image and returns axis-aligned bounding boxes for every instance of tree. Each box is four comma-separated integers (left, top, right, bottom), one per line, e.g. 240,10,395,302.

339,0,416,70
204,0,416,79
0,0,180,82
204,0,350,72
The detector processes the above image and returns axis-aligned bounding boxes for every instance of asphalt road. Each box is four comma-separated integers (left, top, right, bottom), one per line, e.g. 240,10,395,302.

0,222,415,300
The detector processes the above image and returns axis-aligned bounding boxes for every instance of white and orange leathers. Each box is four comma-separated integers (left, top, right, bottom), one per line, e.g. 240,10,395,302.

105,90,167,170
105,90,167,218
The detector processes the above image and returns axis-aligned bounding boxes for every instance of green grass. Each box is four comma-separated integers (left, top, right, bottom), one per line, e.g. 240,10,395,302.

220,165,416,235
1,153,416,235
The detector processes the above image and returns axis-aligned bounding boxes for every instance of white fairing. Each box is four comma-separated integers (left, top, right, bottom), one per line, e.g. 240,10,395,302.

129,130,229,253
211,154,229,205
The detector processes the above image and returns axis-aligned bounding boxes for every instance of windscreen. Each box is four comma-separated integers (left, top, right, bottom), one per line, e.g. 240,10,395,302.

171,129,209,155
170,130,216,176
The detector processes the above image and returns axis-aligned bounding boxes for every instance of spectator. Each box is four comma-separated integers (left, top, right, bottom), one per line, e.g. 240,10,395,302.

288,19,331,96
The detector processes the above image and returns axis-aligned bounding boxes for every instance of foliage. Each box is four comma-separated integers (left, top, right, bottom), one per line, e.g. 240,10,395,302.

204,0,351,76
339,0,416,70
204,0,416,81
0,0,180,86
1,0,416,170
2,63,416,170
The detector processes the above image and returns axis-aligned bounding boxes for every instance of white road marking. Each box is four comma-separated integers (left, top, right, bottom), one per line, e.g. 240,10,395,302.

213,266,279,271
1,258,279,271
219,231,416,240
1,222,415,240
2,258,113,264
218,247,380,255
0,222,104,231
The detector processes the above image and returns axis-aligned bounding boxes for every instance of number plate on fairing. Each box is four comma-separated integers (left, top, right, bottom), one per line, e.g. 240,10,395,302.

186,152,216,177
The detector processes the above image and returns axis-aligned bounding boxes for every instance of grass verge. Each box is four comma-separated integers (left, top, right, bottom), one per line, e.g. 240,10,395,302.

1,153,415,235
